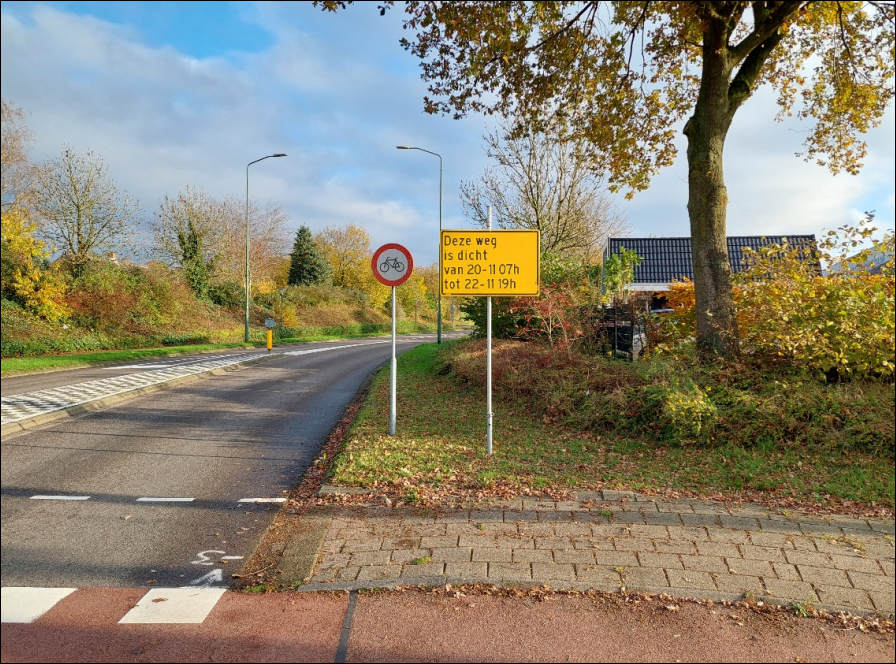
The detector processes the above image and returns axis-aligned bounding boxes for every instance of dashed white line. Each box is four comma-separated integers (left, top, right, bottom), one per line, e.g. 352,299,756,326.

237,497,287,503
136,497,195,502
117,587,227,624
1,587,77,623
30,495,91,500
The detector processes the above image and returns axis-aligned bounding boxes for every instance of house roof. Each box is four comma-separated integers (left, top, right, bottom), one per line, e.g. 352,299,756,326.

604,236,820,286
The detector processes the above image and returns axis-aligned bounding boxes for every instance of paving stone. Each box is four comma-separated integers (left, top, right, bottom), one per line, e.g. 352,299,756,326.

642,512,683,526
390,549,432,564
553,549,597,564
867,521,895,535
714,574,763,594
356,565,397,581
481,523,520,536
869,591,895,615
592,524,631,538
430,547,473,563
532,563,576,581
401,524,447,536
350,551,391,566
445,523,482,536
763,578,818,602
846,570,890,592
624,567,669,589
784,550,832,567
316,553,351,569
655,502,690,514
696,542,740,558
534,537,575,550
628,525,670,539
472,548,512,563
797,565,851,588
816,586,874,611
798,522,844,536
637,552,683,569
788,536,819,552
538,511,574,523
433,512,471,524
739,545,786,563
400,562,445,578
517,523,557,537
381,537,422,550
690,502,729,515
554,523,594,537
879,560,895,577
613,538,650,552
654,540,696,555
708,530,751,545
320,539,346,555
749,532,793,548
666,525,710,541
555,501,581,512
575,565,622,586
719,516,760,530
813,539,863,556
666,568,717,591
680,514,720,527
341,539,384,553
613,512,647,525
470,510,505,522
494,536,533,549
488,562,532,581
506,510,540,523
680,555,728,574
458,534,493,547
572,512,610,524
512,548,554,564
830,554,884,575
444,562,488,579
571,537,603,550
336,567,360,581
772,563,801,581
594,550,639,567
601,490,637,502
726,558,773,578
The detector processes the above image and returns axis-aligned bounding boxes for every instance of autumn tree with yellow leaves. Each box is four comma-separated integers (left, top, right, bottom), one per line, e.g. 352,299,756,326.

318,1,894,358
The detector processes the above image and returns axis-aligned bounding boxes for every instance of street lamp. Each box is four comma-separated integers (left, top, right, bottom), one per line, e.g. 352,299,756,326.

396,145,442,343
245,153,287,343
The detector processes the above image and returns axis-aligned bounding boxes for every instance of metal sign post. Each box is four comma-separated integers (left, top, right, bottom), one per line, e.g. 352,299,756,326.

371,243,414,436
486,207,493,456
440,219,540,457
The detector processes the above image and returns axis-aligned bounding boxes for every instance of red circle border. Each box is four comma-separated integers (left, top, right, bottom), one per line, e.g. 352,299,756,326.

371,243,414,287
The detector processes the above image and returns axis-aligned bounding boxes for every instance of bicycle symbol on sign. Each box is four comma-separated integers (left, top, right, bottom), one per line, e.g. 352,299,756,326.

380,257,405,274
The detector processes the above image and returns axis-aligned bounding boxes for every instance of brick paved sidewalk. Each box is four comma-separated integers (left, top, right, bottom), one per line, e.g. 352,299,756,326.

292,488,895,618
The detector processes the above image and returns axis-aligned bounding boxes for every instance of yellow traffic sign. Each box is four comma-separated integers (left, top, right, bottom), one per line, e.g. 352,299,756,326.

440,230,540,296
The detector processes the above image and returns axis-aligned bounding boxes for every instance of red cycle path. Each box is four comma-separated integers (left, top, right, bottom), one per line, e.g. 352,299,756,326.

2,587,893,663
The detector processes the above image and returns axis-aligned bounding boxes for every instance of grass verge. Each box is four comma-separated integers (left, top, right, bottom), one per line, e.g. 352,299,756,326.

326,340,895,513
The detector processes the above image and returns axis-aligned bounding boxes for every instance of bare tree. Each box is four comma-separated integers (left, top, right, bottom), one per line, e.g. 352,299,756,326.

152,186,290,293
1,99,37,212
35,146,139,273
460,120,629,262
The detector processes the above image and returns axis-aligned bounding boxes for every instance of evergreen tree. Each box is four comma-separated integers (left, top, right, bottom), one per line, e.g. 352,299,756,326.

288,225,330,286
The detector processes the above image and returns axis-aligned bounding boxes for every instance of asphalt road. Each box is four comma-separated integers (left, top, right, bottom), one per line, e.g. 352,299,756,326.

1,333,464,589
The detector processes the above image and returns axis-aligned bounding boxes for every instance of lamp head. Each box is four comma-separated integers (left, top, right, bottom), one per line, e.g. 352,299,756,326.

396,146,412,150
273,153,287,157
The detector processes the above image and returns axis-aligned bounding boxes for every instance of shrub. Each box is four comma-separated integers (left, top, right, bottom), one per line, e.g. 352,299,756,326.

660,379,718,443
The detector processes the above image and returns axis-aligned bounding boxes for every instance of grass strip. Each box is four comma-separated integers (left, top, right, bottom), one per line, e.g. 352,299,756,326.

327,342,895,510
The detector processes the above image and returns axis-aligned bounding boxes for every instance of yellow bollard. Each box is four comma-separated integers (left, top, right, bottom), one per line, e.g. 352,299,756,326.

267,329,273,353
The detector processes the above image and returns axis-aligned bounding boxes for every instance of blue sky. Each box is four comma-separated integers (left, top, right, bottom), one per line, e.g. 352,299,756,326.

2,1,894,267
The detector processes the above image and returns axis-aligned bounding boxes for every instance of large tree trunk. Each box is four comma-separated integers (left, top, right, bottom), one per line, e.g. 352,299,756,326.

683,17,740,360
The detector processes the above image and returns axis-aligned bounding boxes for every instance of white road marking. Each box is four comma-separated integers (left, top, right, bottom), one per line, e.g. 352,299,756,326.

283,342,384,356
30,495,90,500
1,587,77,623
221,556,244,560
237,497,287,503
136,497,195,502
118,587,227,624
104,364,174,369
2,353,267,425
187,569,225,588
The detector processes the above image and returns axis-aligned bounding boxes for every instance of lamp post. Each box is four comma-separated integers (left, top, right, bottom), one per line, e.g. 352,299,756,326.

245,153,287,343
397,145,442,344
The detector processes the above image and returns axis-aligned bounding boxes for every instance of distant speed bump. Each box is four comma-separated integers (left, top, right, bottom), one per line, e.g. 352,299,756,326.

440,230,539,296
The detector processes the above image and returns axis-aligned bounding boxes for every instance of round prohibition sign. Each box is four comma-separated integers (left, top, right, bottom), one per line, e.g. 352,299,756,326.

372,243,414,287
